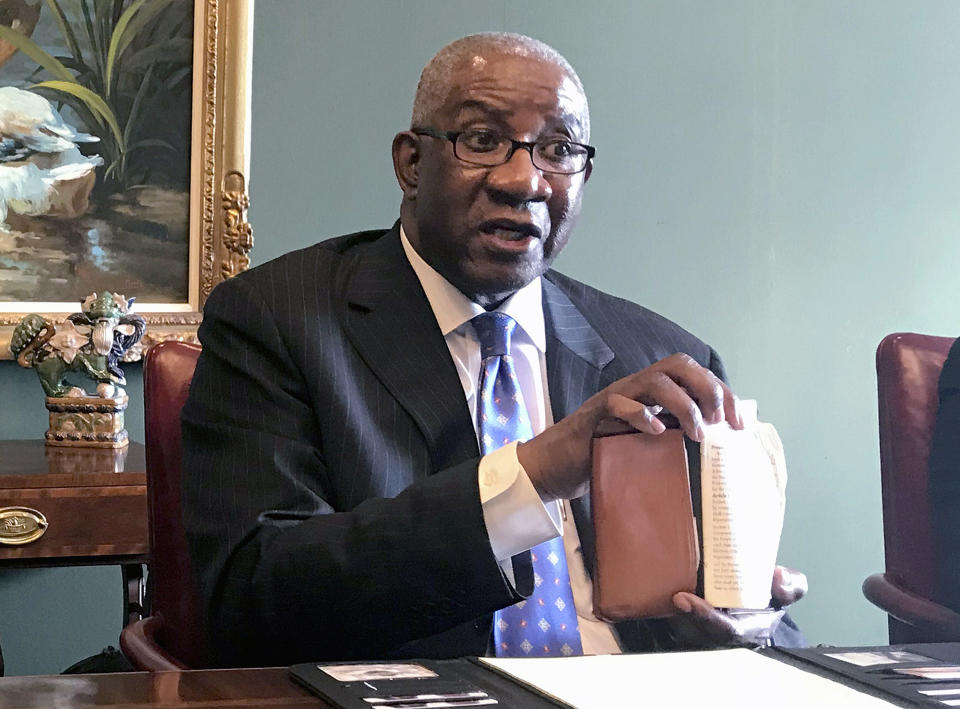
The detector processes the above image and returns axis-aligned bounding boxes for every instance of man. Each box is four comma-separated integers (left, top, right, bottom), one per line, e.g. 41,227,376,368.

182,33,805,667
930,337,960,611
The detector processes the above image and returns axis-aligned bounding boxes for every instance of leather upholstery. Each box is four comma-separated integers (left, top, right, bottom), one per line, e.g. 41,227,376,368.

121,341,208,669
863,332,960,642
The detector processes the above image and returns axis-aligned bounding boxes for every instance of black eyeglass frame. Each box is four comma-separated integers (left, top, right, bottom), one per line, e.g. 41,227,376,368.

412,127,595,175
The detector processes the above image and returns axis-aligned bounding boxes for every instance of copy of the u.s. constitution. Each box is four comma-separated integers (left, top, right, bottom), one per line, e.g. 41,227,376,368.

700,401,786,609
591,401,787,619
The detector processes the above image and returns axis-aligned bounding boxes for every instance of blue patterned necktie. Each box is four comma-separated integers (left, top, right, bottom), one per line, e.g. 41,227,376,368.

472,312,583,658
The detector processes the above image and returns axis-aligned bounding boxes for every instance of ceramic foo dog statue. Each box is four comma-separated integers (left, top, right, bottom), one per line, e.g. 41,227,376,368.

10,292,146,447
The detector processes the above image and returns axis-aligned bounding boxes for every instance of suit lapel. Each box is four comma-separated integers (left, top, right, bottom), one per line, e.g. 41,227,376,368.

542,276,614,420
542,275,614,574
341,224,479,473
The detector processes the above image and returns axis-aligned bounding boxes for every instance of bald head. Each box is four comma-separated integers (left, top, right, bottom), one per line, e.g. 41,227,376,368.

411,32,589,139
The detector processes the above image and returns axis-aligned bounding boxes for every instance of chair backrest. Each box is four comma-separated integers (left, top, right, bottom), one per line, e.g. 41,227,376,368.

143,340,208,668
877,332,956,598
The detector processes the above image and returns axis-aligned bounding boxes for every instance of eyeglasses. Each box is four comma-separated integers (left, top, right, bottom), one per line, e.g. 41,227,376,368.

412,128,595,175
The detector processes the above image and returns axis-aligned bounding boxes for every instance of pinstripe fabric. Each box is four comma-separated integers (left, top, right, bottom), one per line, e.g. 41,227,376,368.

181,223,732,667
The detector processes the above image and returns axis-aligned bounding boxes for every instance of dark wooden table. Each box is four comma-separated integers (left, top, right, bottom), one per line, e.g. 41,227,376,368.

0,667,329,708
0,440,149,623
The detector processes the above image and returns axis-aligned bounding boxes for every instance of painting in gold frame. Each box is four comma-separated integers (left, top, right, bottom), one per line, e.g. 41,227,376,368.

0,0,254,358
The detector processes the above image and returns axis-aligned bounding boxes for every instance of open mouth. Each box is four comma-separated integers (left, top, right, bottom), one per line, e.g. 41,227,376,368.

478,219,543,243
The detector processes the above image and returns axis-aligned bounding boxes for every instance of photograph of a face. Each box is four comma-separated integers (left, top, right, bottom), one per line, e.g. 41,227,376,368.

0,0,194,304
318,663,440,682
894,666,960,680
824,650,934,667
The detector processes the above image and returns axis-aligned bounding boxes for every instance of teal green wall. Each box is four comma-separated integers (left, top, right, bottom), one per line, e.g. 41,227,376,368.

1,0,958,674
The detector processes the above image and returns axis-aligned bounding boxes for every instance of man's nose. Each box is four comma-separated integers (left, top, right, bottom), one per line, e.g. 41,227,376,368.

485,147,552,205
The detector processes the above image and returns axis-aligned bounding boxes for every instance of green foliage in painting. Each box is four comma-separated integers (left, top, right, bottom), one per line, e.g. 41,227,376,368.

0,0,193,190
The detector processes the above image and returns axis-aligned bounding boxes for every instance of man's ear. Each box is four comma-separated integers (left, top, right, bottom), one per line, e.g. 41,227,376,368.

392,131,421,200
583,157,593,183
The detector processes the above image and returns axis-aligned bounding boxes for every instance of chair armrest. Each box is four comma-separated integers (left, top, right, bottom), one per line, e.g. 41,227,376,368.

120,615,189,671
863,573,960,640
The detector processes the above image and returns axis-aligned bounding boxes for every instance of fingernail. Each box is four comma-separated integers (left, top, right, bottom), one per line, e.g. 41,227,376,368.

780,568,792,586
674,595,693,613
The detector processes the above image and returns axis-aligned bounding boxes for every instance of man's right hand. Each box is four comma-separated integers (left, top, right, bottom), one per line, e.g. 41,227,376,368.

516,353,743,500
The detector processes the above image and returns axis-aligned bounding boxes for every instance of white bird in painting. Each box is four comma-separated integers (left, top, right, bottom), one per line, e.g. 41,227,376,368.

0,87,102,227
0,85,99,155
0,152,102,224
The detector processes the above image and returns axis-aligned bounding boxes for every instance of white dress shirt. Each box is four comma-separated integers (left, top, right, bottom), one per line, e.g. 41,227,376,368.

399,227,620,654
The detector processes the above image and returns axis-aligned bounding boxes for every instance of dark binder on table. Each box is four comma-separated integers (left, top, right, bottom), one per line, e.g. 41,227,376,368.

766,643,960,708
290,658,573,709
291,644,960,708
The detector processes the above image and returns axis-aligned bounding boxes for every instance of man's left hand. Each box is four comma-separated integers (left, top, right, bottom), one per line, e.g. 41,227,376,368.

668,565,808,647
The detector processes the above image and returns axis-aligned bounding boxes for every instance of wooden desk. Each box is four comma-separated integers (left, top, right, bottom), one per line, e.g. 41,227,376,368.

0,440,149,623
0,440,148,565
0,667,328,708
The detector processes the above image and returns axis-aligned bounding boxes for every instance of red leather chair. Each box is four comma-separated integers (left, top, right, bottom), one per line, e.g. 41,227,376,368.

863,332,960,643
120,341,210,669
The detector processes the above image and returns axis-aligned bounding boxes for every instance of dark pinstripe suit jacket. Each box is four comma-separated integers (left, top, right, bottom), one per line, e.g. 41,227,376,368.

181,223,730,666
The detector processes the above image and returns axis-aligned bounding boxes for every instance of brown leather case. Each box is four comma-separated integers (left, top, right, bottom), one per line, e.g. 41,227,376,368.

591,429,699,620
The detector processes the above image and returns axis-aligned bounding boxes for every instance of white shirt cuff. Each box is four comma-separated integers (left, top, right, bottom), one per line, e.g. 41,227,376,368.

478,441,563,565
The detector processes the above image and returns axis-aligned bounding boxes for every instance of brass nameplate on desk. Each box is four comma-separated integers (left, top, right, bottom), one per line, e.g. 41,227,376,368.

0,507,48,545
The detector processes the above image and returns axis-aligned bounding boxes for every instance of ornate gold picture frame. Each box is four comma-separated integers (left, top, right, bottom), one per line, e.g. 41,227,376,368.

0,0,254,359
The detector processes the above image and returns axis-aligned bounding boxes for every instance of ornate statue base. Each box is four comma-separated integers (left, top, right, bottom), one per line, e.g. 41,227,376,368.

44,395,129,448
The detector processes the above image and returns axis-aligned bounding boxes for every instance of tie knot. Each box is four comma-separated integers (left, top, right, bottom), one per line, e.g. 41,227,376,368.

471,312,517,358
